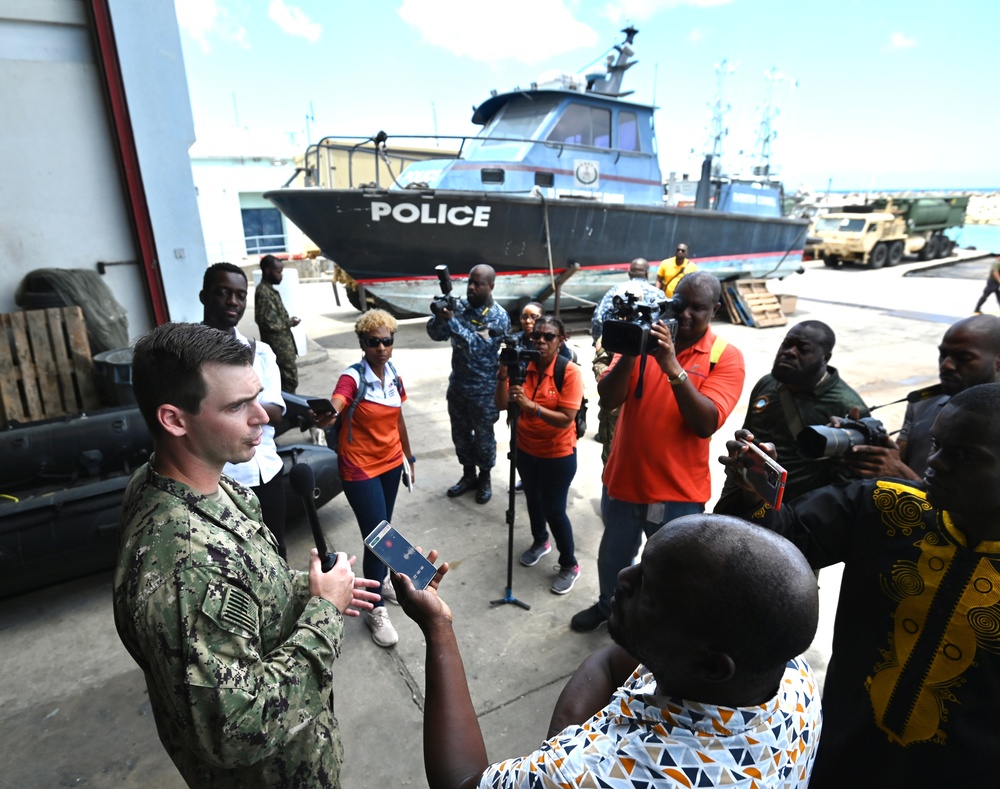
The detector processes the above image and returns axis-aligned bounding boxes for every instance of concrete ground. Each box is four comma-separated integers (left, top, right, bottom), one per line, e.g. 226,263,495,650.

0,251,992,788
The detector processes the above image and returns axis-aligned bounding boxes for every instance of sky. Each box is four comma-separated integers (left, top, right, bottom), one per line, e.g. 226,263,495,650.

173,0,999,193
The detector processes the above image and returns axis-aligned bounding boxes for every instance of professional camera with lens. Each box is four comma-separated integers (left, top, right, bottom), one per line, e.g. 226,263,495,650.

796,416,889,459
498,333,540,387
429,264,460,316
601,292,685,357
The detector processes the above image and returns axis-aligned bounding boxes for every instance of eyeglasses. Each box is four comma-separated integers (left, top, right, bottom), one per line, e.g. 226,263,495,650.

530,331,559,342
362,335,394,348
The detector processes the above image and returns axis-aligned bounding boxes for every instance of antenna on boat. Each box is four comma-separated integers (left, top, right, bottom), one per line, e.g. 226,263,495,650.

590,26,639,97
706,59,736,165
751,67,797,179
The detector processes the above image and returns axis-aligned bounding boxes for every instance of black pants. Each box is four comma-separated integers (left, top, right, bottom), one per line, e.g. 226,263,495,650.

974,279,1000,312
253,470,287,559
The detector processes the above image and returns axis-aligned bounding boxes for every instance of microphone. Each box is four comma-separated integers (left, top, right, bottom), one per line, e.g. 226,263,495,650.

869,383,945,412
289,463,337,572
906,383,944,403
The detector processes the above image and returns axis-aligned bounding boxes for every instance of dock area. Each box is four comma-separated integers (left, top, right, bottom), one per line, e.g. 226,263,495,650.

0,252,996,788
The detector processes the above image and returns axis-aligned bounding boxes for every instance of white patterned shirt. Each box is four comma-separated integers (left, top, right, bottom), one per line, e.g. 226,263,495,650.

479,656,821,789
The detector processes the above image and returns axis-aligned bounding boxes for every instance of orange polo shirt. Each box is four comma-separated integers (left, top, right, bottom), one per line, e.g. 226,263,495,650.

602,328,745,503
333,360,407,481
513,357,584,459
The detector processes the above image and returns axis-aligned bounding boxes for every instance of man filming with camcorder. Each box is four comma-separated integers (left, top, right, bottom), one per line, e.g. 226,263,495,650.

571,271,746,632
427,263,510,504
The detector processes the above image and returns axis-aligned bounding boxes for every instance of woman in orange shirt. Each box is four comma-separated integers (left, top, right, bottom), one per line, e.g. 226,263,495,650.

496,315,583,595
315,309,414,648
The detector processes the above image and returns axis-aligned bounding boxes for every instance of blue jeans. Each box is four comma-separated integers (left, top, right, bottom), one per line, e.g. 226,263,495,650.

515,448,577,569
341,464,403,607
596,487,704,615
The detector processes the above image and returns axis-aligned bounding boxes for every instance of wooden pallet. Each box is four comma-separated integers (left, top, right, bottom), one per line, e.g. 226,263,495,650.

0,307,100,424
722,280,787,328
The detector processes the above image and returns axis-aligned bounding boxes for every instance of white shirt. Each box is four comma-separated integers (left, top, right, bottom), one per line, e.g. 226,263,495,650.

222,329,285,487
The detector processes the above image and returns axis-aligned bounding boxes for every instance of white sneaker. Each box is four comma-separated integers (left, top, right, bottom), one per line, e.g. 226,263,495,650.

381,574,399,605
365,607,398,648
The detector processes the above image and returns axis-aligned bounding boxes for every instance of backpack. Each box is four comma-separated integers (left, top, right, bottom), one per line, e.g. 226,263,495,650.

553,355,588,439
332,360,400,445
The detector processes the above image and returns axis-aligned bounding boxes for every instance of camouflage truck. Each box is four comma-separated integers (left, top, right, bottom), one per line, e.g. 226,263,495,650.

808,196,969,268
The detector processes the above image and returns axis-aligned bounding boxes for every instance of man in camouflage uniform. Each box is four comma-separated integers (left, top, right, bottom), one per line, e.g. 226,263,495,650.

427,264,510,504
254,254,300,393
113,322,379,788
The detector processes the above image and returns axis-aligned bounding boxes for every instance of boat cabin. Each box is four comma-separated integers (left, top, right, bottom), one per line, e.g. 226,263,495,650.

394,88,664,205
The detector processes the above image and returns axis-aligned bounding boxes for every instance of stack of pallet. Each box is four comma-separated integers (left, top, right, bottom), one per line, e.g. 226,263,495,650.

721,280,788,328
0,306,100,424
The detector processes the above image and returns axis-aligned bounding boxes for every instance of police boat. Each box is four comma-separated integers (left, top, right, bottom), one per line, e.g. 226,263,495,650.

265,27,808,317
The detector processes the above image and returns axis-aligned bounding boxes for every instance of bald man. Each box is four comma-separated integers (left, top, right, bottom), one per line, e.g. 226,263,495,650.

394,514,822,788
427,264,511,503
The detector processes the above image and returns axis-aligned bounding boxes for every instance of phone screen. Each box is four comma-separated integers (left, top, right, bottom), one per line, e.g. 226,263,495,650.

741,441,788,511
363,521,437,590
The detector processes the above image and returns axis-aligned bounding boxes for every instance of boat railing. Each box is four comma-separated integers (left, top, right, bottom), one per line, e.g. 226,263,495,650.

298,133,648,189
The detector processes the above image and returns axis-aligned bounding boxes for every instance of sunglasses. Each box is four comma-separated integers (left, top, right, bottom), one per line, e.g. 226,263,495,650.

530,331,559,342
362,335,394,348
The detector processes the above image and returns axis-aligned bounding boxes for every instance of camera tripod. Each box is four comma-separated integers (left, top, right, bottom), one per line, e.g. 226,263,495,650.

490,397,530,611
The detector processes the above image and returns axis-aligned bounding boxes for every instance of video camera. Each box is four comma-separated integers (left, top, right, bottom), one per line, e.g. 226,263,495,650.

601,291,685,357
797,416,889,459
430,264,460,316
498,332,540,387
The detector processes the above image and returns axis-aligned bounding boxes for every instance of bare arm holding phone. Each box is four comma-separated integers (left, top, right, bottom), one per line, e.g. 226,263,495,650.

391,553,492,789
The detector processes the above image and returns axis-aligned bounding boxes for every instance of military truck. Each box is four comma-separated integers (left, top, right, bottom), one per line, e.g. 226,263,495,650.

808,196,969,268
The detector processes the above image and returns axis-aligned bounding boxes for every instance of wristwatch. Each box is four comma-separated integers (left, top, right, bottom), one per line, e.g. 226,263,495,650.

408,455,416,464
668,369,688,386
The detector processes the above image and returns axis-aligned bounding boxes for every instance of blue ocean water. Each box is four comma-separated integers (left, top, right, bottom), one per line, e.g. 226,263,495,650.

952,224,1000,253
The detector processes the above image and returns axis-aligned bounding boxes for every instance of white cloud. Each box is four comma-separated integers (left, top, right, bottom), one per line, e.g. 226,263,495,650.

174,0,219,52
268,0,322,43
889,31,917,49
174,0,248,52
397,0,598,64
602,0,732,24
688,27,706,43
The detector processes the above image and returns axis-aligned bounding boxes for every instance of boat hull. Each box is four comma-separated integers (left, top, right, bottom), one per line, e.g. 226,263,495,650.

265,187,808,314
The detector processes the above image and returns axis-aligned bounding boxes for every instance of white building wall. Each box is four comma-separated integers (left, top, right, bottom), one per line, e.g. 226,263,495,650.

191,157,298,264
190,129,314,267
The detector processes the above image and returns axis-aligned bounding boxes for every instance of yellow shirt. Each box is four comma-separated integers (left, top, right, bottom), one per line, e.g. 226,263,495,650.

657,257,697,297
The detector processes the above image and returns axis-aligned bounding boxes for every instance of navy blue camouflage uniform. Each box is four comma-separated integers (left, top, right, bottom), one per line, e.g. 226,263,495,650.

427,299,510,472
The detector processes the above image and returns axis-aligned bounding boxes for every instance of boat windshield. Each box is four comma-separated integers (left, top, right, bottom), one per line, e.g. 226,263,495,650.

816,216,867,233
546,103,612,148
480,97,560,146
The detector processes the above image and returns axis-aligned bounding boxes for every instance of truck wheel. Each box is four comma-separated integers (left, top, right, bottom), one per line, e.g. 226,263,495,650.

870,243,888,269
822,254,840,268
888,241,904,266
936,236,952,258
920,236,939,261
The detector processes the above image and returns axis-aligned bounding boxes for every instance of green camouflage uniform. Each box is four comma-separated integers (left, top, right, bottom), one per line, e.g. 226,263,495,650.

255,279,299,393
113,460,345,787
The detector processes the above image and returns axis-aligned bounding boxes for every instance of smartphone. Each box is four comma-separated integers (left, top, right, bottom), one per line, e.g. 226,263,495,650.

363,521,437,590
307,398,336,415
740,440,788,511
